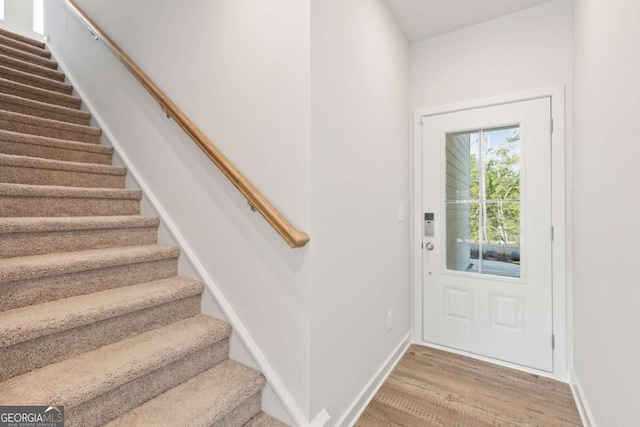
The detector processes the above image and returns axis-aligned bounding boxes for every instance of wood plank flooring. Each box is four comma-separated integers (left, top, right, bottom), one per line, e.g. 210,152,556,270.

356,345,582,427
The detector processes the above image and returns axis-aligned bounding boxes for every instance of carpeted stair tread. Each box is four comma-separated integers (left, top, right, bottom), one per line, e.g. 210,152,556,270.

0,129,113,163
0,283,201,383
0,276,203,347
0,183,141,217
0,53,65,81
0,92,91,125
0,215,159,233
0,42,57,69
0,314,231,407
0,153,125,176
0,64,71,95
246,413,290,427
0,64,72,94
0,34,51,59
0,182,140,199
1,253,179,312
0,28,45,49
0,110,101,144
0,153,126,188
105,359,265,427
0,77,81,109
0,215,160,258
0,244,179,284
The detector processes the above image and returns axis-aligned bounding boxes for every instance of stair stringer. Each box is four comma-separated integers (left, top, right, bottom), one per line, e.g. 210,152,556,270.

46,41,330,427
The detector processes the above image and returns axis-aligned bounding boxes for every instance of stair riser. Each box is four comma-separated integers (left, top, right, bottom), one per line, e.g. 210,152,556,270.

0,226,158,258
0,100,89,126
67,343,230,427
0,55,65,81
0,164,125,189
1,258,178,311
0,44,57,69
0,165,125,189
0,69,70,94
0,296,201,382
0,37,51,59
0,118,100,144
0,29,45,49
0,83,80,109
215,392,263,427
0,195,139,217
0,139,112,165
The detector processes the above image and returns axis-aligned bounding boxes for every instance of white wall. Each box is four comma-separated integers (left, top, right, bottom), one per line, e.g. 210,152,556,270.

45,0,312,422
410,0,573,111
1,0,40,39
309,0,410,424
573,0,640,425
70,0,311,227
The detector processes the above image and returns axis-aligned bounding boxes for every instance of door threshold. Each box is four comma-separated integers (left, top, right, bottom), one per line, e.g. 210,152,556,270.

419,340,565,382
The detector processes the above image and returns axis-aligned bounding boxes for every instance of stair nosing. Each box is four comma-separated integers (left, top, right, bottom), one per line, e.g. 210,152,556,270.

0,153,126,176
0,65,70,94
0,276,204,347
0,92,90,120
0,43,56,69
0,315,231,408
0,182,141,199
0,77,81,106
0,244,180,284
0,110,101,137
0,34,51,59
0,53,64,81
0,215,160,234
0,129,112,154
0,28,45,49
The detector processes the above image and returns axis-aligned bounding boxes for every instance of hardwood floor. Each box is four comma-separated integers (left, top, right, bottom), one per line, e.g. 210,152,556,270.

356,345,582,427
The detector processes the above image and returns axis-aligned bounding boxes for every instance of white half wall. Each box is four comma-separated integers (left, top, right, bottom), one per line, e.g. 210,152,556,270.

573,0,640,425
45,0,312,422
309,0,410,424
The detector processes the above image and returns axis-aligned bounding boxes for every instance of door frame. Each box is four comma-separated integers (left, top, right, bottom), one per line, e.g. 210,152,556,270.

411,86,569,381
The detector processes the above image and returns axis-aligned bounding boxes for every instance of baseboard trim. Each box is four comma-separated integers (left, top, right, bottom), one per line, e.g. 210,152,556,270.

335,332,411,427
309,409,331,427
47,42,321,427
570,370,597,427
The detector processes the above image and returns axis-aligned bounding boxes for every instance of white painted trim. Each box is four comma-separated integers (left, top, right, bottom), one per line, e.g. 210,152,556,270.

570,370,597,427
412,86,569,381
47,42,324,427
411,111,423,345
335,332,412,427
308,409,331,427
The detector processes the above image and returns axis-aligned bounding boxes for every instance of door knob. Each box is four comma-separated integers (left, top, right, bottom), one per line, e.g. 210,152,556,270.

425,242,434,251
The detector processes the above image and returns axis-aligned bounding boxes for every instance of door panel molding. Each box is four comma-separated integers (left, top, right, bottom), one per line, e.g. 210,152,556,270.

411,86,568,381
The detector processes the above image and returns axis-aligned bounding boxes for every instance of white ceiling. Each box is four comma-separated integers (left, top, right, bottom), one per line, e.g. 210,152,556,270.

383,0,554,42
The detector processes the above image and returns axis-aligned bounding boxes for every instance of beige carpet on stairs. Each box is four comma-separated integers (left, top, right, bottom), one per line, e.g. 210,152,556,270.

0,27,287,427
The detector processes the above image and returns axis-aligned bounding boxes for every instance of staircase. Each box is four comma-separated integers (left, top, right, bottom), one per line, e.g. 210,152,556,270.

0,27,285,427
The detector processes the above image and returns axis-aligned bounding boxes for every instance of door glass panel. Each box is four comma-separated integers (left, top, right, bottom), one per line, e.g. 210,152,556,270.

446,126,521,278
446,202,479,273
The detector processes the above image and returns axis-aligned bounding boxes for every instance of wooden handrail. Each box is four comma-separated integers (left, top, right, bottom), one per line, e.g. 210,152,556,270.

62,0,310,248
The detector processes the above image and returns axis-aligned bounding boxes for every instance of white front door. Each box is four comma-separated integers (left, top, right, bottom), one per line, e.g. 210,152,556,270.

421,98,553,371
